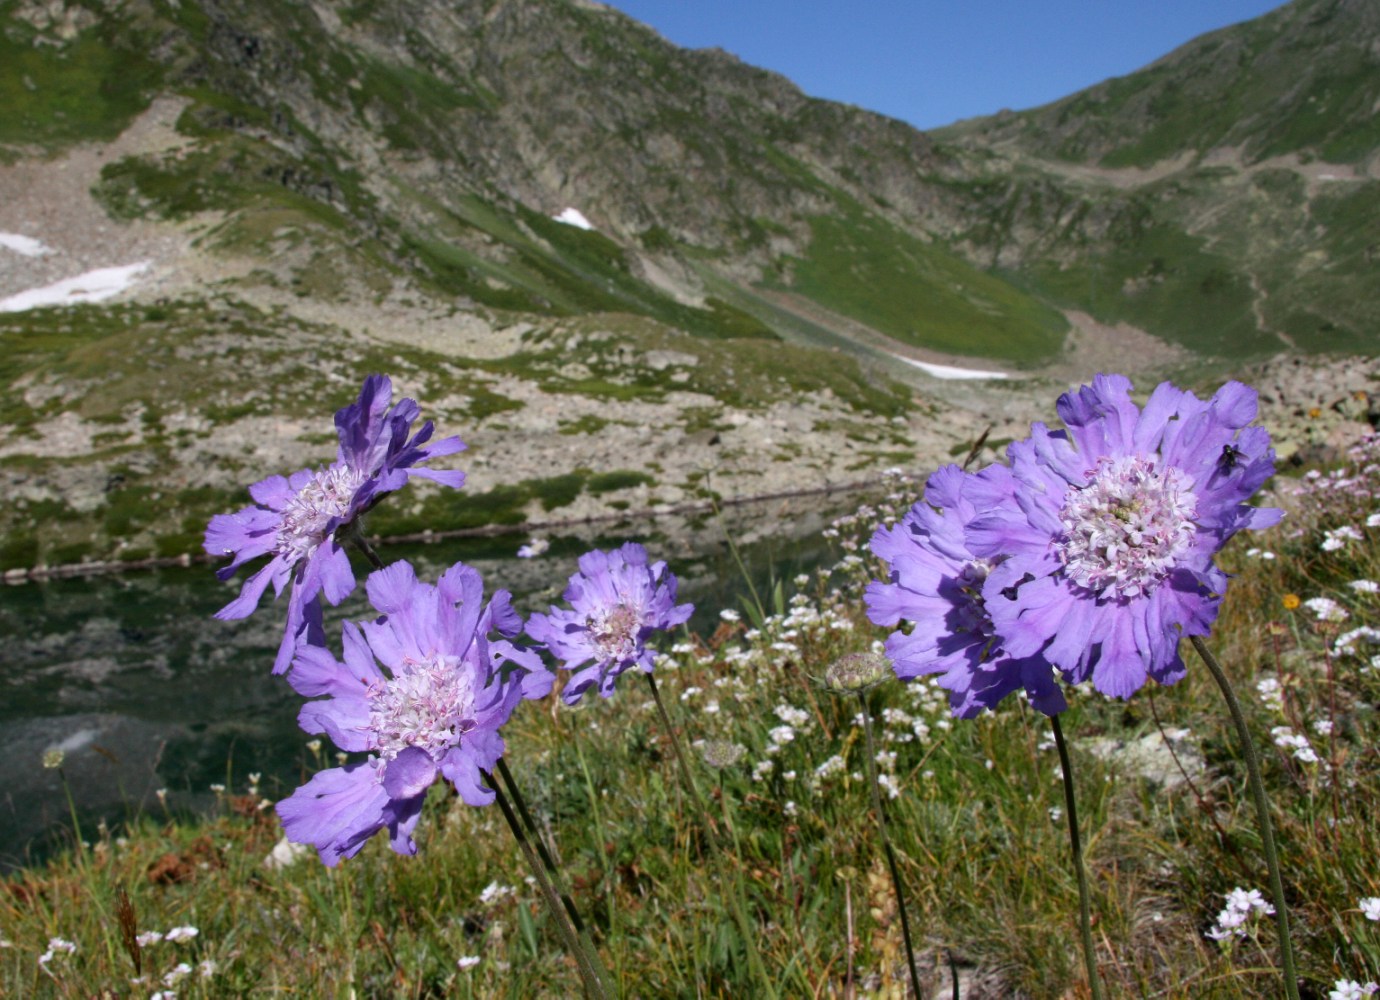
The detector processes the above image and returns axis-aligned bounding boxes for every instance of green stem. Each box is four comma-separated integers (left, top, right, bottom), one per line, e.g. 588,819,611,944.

485,771,611,1000
1191,635,1300,1000
495,758,615,994
706,484,766,624
1050,714,1105,1000
644,672,778,1000
857,691,922,1000
345,519,385,571
57,768,86,871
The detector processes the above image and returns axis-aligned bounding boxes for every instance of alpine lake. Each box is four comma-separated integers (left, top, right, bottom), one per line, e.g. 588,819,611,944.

0,491,865,871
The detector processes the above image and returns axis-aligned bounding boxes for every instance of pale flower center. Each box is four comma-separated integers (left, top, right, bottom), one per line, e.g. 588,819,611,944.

367,655,476,761
586,602,643,662
1057,455,1197,599
275,465,366,561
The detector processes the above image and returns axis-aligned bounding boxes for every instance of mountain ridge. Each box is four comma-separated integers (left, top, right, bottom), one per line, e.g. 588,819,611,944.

1,0,1378,572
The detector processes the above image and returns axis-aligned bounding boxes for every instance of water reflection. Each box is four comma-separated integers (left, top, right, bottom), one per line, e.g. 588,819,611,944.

0,493,858,869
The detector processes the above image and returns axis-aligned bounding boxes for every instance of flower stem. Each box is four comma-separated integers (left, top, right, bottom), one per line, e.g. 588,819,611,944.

344,519,385,571
644,671,778,1000
857,691,922,1000
485,771,612,1000
495,758,614,993
1191,635,1301,1000
58,768,86,871
1050,714,1105,1000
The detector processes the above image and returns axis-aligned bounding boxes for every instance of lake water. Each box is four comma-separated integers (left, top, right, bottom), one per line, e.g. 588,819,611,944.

0,493,859,870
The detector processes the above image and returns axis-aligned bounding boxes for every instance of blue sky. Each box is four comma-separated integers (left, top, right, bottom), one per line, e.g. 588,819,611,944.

600,1,1288,130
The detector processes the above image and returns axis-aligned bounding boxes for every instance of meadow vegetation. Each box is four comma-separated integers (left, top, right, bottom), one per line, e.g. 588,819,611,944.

4,437,1380,997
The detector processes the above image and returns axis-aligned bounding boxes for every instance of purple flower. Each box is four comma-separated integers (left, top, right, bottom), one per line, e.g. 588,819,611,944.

866,465,1066,718
526,542,693,704
276,560,552,866
968,374,1281,699
205,375,466,673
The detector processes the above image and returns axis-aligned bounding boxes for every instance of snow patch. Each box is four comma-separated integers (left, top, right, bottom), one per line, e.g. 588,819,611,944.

892,355,1009,381
0,232,54,257
0,262,151,313
553,207,595,231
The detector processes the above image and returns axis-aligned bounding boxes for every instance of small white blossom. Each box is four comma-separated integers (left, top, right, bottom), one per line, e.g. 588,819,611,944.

457,955,481,969
877,773,901,799
1323,526,1364,551
1272,726,1319,763
165,926,199,943
1304,597,1349,623
1330,980,1379,1000
814,755,846,779
1257,678,1284,712
768,725,796,746
1349,579,1380,594
1360,897,1380,921
479,882,515,906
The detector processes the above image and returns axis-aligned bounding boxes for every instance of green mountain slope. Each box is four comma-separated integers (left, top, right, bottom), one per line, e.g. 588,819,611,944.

935,0,1380,168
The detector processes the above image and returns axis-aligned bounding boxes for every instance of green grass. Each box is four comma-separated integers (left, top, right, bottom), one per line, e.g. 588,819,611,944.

1026,216,1278,359
0,20,162,151
774,196,1068,365
6,443,1380,995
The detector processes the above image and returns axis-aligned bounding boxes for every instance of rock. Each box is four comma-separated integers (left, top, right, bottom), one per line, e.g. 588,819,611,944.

1084,729,1204,789
263,835,313,871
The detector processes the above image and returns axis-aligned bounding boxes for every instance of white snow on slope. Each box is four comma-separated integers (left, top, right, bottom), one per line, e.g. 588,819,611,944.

0,262,151,313
0,232,54,257
892,354,1009,381
553,208,595,231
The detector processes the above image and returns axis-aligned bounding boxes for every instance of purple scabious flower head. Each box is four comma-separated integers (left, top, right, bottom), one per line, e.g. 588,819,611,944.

865,464,1067,718
204,375,467,673
276,559,552,866
526,542,693,704
967,374,1282,700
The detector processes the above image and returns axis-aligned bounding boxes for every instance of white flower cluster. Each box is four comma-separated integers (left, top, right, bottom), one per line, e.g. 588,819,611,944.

881,706,931,743
814,754,847,781
1323,525,1364,551
1271,726,1320,764
479,881,516,906
1304,597,1350,623
1334,626,1380,663
38,936,76,973
1331,980,1379,1000
1205,887,1274,942
876,772,901,799
1256,677,1285,713
765,725,797,754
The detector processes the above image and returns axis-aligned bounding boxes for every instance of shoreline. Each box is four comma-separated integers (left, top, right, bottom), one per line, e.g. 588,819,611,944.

2,476,883,585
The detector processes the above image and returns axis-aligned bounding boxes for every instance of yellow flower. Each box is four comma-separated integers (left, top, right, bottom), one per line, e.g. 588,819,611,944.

1282,594,1301,610
1308,407,1322,419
